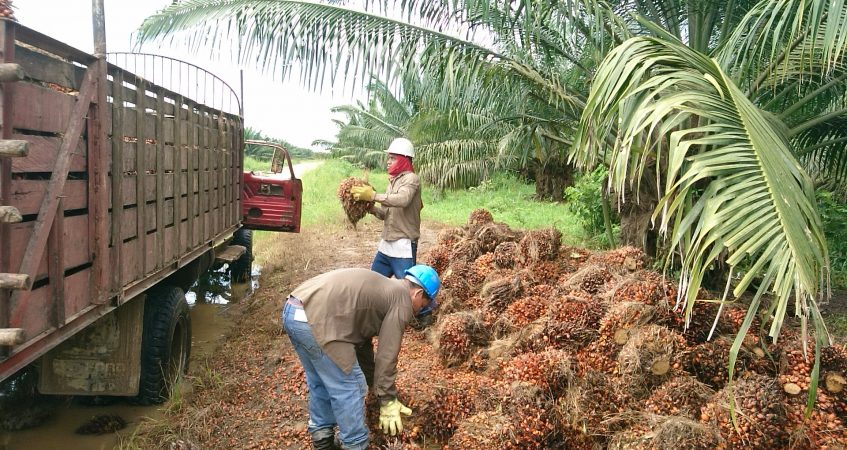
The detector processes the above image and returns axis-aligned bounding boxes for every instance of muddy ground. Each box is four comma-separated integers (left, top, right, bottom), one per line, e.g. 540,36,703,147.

128,221,443,449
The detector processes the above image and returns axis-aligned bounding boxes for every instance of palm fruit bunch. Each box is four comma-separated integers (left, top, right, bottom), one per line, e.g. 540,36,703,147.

505,295,549,327
778,339,814,394
609,415,723,450
422,245,450,275
417,387,477,443
336,177,374,226
464,208,494,237
783,389,847,449
700,373,790,450
618,325,688,392
598,302,661,347
467,208,494,228
821,343,847,396
588,246,647,273
502,385,558,450
666,291,757,347
474,222,520,253
680,336,737,389
449,237,483,263
464,294,483,310
466,347,489,372
560,264,614,295
644,375,715,419
447,411,512,448
548,295,605,328
612,272,671,307
472,253,497,279
526,283,554,298
578,302,660,375
436,227,462,247
579,265,613,294
502,349,573,395
526,261,563,285
778,341,847,443
480,275,523,314
558,371,636,444
517,228,562,265
433,311,487,367
0,0,15,20
440,261,484,305
540,297,604,352
493,241,519,269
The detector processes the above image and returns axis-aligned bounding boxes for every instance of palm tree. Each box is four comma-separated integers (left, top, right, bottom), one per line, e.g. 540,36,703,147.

571,0,846,403
136,1,589,196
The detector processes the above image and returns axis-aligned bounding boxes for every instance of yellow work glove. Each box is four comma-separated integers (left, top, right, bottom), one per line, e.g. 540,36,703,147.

379,399,412,436
350,185,376,202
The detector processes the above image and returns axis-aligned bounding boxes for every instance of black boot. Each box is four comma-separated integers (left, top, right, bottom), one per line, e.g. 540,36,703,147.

312,436,339,450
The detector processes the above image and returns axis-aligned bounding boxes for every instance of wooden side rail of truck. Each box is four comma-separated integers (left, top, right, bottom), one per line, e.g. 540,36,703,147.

0,19,301,403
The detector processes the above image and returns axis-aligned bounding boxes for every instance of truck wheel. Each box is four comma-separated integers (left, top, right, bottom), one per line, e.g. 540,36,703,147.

230,228,253,283
132,286,191,405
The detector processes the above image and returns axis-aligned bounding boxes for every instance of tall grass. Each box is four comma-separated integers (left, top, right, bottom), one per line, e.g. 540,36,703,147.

283,159,593,245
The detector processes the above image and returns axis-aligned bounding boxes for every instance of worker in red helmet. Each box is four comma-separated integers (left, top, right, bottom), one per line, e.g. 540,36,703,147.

350,137,422,280
281,265,441,450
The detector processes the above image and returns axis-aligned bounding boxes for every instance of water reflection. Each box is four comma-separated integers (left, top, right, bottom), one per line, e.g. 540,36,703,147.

186,263,261,306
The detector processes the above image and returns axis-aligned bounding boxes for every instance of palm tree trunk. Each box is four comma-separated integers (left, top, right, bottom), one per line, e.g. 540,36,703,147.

533,160,574,201
615,170,659,256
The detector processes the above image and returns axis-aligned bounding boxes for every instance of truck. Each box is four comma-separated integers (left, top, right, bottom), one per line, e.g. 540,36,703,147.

0,14,301,404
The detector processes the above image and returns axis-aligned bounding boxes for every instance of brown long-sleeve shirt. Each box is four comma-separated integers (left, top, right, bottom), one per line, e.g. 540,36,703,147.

372,171,422,241
290,268,413,402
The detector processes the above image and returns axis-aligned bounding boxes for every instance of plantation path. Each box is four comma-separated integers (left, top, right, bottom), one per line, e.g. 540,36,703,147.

141,221,443,449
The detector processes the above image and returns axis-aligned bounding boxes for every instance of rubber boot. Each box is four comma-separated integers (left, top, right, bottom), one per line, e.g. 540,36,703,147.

311,428,340,450
312,436,339,450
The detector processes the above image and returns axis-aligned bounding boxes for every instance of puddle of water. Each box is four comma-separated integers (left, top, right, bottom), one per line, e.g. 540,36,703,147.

1,399,163,450
0,265,261,450
186,263,261,306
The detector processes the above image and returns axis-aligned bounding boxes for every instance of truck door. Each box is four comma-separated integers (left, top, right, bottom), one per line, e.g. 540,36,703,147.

240,140,302,232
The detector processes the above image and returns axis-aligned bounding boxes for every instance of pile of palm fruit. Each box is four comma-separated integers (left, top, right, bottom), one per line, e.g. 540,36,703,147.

376,208,847,449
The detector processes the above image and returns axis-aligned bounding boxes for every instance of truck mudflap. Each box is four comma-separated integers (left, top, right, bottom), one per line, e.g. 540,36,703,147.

38,297,144,396
241,140,302,232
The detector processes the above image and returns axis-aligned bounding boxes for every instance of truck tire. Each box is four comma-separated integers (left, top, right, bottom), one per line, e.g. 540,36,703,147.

230,228,253,283
133,286,191,405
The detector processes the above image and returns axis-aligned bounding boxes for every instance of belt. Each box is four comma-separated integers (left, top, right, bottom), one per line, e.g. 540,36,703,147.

287,296,308,322
287,295,304,307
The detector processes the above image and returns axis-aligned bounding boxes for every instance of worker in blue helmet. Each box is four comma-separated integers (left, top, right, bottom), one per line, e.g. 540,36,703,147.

281,265,440,450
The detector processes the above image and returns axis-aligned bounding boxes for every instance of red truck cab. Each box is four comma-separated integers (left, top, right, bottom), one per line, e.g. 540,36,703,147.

240,140,302,233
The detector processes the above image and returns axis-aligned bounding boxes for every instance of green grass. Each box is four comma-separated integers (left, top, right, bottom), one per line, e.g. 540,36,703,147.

290,159,593,245
244,155,319,173
830,314,847,341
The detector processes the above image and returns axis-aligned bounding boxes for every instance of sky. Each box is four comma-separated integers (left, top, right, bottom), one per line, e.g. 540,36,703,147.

15,0,355,150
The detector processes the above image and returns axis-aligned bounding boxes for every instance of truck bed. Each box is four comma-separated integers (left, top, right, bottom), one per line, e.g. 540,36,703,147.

0,20,244,381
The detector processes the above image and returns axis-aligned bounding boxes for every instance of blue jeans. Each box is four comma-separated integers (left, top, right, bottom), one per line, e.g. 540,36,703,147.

371,241,418,279
281,303,369,449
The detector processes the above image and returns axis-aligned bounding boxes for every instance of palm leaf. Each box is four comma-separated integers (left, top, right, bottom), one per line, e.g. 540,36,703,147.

576,34,830,412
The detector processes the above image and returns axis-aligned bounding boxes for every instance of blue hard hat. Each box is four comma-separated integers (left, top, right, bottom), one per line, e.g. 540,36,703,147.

404,264,440,316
